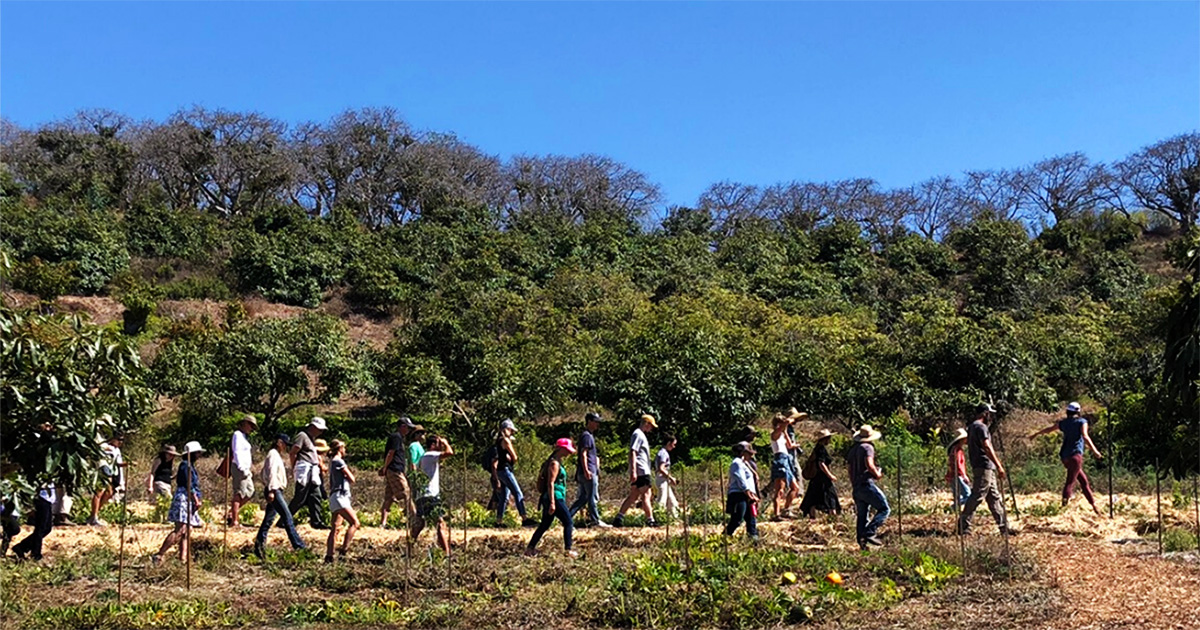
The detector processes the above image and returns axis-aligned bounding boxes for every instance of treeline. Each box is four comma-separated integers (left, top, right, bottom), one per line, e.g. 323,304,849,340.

1,108,1197,478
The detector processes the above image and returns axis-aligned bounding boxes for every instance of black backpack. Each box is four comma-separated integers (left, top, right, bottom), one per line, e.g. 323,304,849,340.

479,444,499,473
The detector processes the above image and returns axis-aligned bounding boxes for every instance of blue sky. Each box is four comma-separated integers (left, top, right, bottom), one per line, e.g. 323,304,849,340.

2,2,1197,207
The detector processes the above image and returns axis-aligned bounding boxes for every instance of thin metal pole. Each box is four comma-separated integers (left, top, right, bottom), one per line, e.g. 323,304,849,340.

117,481,128,604
1155,457,1163,556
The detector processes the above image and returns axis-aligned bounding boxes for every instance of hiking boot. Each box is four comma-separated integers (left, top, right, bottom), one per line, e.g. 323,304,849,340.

999,527,1017,537
323,555,334,564
253,544,265,561
523,547,538,557
612,515,625,527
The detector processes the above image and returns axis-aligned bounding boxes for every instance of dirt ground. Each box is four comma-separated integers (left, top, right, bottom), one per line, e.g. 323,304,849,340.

12,490,1199,629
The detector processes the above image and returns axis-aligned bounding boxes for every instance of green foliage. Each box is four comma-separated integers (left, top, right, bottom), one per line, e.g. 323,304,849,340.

1,201,130,294
124,203,223,261
1162,527,1198,553
0,307,155,497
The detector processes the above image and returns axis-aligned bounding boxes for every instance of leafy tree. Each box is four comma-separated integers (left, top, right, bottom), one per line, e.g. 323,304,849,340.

153,311,366,437
0,306,155,498
1,200,130,294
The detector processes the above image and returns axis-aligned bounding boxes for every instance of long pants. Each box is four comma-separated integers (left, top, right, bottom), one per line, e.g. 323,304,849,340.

12,497,53,560
852,481,890,542
952,476,970,508
528,495,573,551
494,468,528,520
655,478,679,516
1062,454,1096,505
257,490,306,550
568,476,601,524
958,467,1007,532
288,481,327,528
724,491,758,538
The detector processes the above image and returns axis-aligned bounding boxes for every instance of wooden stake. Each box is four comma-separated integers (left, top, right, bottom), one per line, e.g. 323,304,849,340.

223,443,231,560
680,466,690,569
462,451,468,550
950,476,966,571
1155,457,1163,556
896,440,903,543
703,467,710,538
1107,411,1114,519
1195,432,1199,554
992,411,1020,518
117,482,128,604
185,461,192,591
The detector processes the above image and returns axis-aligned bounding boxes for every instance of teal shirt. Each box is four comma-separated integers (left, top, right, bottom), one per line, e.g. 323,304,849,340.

409,442,425,467
553,461,567,501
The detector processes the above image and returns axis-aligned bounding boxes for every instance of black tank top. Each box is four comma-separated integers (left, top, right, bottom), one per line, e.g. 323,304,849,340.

153,457,174,485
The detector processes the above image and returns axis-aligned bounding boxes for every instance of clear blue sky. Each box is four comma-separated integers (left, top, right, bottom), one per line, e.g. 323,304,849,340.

2,2,1197,207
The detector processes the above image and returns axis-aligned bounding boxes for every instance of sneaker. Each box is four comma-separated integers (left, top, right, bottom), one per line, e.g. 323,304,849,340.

253,544,265,560
521,518,539,528
565,550,579,558
311,523,330,530
151,555,162,566
1000,527,1018,537
87,517,107,527
323,555,334,564
595,521,613,529
646,520,659,528
865,535,884,547
612,515,624,527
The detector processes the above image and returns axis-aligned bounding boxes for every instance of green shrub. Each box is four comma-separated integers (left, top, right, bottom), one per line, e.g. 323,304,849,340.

1163,527,1198,553
161,276,233,301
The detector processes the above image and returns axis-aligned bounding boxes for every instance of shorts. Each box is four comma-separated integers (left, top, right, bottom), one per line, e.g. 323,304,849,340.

633,475,651,489
770,453,795,484
153,481,173,498
232,467,254,500
383,470,414,513
416,495,444,519
330,491,353,514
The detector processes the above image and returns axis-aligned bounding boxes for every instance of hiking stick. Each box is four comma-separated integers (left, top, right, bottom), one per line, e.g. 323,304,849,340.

117,483,128,604
1155,457,1163,556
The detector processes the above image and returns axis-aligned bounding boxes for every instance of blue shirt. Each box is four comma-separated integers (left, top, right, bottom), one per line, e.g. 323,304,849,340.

728,458,756,495
1058,417,1087,459
848,442,876,488
576,430,598,476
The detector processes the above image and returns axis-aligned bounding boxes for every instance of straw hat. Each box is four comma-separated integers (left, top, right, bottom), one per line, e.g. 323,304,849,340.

949,428,968,447
182,441,205,455
239,414,258,428
853,425,882,443
160,445,180,457
814,429,833,441
314,439,331,453
785,407,809,421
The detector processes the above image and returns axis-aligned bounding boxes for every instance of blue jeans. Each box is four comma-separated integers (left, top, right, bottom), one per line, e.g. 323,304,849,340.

12,497,53,560
852,481,890,542
528,495,573,551
495,467,528,520
257,490,306,551
723,492,758,538
952,477,970,508
568,475,601,524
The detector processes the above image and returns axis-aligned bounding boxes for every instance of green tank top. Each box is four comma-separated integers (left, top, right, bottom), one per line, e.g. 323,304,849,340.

553,462,567,501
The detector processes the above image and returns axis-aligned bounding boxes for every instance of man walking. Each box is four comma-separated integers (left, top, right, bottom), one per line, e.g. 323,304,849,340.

230,415,257,527
379,416,419,529
848,424,889,549
613,414,657,527
958,404,1013,536
288,417,329,529
568,412,611,528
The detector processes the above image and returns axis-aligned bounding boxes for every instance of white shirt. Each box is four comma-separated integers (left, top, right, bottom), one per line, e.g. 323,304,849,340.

631,429,651,476
419,451,442,497
232,430,252,475
654,448,671,483
261,449,287,491
101,443,125,489
770,431,788,455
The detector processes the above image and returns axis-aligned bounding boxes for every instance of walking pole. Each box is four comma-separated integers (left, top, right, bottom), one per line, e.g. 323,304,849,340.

117,483,128,604
1107,411,1114,518
1155,457,1163,556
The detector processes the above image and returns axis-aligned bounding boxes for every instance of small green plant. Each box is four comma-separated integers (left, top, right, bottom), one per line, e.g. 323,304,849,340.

1025,501,1064,518
1162,527,1198,553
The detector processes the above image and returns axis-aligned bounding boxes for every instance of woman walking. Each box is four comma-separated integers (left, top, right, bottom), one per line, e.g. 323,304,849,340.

493,420,536,527
1029,402,1103,515
526,438,579,558
724,442,759,540
153,441,204,564
145,445,178,504
768,415,801,520
325,440,360,563
255,434,306,559
945,428,970,508
798,430,841,518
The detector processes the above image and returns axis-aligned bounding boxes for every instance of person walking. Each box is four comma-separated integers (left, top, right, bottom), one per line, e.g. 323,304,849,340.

848,425,889,549
153,441,204,564
325,440,359,563
958,404,1013,536
412,435,455,555
288,417,329,529
798,430,841,517
768,415,801,520
254,434,306,559
229,415,257,527
11,484,55,561
493,419,536,527
613,414,658,527
784,408,807,491
87,434,126,527
1029,402,1104,515
146,445,178,503
946,428,970,509
724,442,759,540
526,438,579,557
379,416,419,530
568,412,610,528
654,434,680,519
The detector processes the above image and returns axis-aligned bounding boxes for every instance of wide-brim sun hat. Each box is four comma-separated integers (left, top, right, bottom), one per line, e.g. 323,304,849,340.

853,425,882,443
182,441,205,455
241,414,258,428
641,414,658,428
815,429,833,441
161,445,180,456
309,416,327,431
785,407,809,421
314,439,331,453
949,428,968,446
735,440,756,455
555,437,577,454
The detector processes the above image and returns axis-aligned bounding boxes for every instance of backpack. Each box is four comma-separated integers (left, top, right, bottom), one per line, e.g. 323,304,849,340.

801,451,819,481
535,457,555,495
479,445,498,473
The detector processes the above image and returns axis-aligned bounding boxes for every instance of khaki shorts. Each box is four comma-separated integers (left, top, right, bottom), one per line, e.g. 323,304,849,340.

232,467,254,500
383,470,415,518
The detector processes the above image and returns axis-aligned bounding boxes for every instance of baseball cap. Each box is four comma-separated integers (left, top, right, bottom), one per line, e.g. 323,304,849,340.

975,403,996,415
641,414,658,428
555,438,577,454
397,416,416,428
275,433,292,446
1066,402,1082,413
309,416,327,431
584,412,601,424
500,419,517,433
